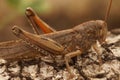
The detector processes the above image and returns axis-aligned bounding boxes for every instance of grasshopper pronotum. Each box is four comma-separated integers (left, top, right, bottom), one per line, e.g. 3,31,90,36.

0,0,113,78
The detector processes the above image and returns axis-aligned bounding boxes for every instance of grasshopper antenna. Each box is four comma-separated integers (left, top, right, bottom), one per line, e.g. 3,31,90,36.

104,0,113,21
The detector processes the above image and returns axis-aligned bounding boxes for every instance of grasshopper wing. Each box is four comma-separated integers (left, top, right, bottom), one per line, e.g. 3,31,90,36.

12,26,64,54
0,40,43,61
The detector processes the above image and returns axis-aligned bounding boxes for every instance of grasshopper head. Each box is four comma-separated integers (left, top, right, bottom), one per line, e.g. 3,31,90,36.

96,20,108,44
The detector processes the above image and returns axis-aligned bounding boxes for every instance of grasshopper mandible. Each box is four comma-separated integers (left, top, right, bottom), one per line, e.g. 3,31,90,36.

1,0,113,77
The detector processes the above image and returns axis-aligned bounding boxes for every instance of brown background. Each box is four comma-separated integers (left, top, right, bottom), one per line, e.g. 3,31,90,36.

0,0,120,41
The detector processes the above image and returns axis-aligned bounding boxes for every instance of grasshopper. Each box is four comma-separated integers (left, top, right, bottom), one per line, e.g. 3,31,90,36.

1,0,113,77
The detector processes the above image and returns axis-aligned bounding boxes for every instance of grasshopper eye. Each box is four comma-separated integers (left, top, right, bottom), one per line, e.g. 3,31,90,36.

98,26,102,30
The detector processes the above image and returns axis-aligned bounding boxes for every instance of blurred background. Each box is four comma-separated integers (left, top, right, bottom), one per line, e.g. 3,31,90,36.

0,0,120,41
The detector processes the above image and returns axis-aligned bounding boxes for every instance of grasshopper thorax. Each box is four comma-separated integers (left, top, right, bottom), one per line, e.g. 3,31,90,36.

73,20,107,45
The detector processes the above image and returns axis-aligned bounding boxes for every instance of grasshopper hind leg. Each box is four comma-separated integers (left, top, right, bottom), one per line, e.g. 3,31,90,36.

25,7,56,34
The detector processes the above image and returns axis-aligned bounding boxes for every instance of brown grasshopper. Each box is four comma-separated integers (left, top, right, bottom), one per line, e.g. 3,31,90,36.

1,0,113,77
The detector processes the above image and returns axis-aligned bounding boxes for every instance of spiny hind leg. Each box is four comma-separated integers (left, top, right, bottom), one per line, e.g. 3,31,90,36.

64,50,82,77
